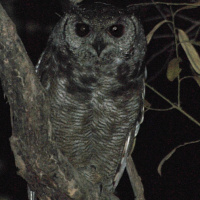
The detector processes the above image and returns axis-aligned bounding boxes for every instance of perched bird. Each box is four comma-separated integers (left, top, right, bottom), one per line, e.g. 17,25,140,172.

31,0,146,199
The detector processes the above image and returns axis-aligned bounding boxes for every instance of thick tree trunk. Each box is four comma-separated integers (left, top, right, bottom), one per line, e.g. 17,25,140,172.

0,3,102,200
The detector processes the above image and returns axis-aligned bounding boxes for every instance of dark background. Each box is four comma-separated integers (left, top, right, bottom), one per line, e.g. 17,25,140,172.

0,0,200,199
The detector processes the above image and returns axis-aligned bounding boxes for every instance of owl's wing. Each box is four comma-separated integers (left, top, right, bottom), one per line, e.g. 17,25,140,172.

35,44,59,91
35,50,46,74
113,125,139,189
113,69,146,189
35,45,52,76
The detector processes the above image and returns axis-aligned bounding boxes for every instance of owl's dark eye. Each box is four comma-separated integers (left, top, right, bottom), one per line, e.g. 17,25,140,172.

108,24,125,38
75,23,90,37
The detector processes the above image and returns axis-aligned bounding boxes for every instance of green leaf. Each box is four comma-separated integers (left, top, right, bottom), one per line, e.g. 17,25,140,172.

146,20,170,45
144,100,151,108
167,58,182,82
178,29,200,75
194,75,200,87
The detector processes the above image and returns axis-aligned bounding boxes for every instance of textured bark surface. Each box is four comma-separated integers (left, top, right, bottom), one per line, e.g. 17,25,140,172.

0,3,104,200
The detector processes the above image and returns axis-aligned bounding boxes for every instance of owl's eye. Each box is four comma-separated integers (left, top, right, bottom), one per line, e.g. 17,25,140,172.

75,23,90,37
108,24,125,38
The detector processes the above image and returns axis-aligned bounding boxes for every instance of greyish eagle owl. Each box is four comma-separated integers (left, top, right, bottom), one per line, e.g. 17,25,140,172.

30,0,146,199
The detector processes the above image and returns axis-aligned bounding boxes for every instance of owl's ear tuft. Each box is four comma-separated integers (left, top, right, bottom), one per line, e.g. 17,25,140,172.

60,0,84,12
63,0,84,6
69,0,84,4
126,4,142,18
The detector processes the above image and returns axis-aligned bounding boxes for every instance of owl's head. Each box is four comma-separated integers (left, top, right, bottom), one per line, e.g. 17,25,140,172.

49,1,146,69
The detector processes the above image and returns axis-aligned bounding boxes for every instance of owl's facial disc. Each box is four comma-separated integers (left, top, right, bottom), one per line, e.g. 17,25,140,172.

62,3,142,65
73,21,126,57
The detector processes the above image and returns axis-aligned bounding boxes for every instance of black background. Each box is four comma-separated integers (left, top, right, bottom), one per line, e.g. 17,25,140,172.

0,0,200,199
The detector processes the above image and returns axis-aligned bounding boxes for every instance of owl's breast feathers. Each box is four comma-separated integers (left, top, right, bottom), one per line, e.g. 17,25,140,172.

36,39,145,190
44,59,145,191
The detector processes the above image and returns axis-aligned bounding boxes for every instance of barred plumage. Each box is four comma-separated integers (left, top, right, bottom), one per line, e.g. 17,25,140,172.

35,0,146,197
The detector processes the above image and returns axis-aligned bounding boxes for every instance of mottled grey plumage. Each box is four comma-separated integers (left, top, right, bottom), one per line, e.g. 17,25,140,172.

36,1,146,195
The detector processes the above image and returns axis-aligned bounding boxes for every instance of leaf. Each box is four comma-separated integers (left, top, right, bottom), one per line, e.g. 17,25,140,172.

178,29,200,75
144,100,151,108
146,20,170,45
194,75,200,87
167,58,182,81
158,140,200,176
174,1,200,15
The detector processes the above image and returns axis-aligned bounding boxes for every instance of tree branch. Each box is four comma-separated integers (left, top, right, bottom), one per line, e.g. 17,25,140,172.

126,156,145,200
146,83,200,127
0,3,102,200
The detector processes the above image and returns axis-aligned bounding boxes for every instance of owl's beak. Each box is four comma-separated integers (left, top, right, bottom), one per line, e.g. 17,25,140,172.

92,38,106,57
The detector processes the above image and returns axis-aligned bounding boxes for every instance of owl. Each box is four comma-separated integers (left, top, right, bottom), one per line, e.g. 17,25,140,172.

32,0,146,199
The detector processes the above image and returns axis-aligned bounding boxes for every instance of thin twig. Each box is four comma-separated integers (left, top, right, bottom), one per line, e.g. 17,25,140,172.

194,26,200,40
158,139,200,176
151,0,173,32
170,7,181,107
147,45,174,83
145,106,174,112
126,156,145,200
146,42,174,65
176,14,200,24
152,34,174,39
132,2,200,7
144,14,171,22
146,83,200,127
180,76,194,82
165,9,200,34
186,23,200,34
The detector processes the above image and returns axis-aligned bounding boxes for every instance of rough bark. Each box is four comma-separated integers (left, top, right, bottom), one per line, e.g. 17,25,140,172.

127,156,145,200
0,3,102,200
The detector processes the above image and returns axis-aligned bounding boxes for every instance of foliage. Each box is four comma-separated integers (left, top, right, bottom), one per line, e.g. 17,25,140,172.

142,1,200,177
